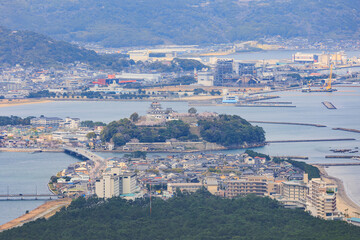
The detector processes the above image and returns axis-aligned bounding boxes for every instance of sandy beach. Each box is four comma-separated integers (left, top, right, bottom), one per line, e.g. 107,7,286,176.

315,165,360,218
0,198,72,232
0,99,53,108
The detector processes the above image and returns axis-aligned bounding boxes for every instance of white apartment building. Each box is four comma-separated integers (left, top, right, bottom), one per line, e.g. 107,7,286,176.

292,53,317,63
95,175,120,198
95,172,137,199
30,116,63,126
225,176,276,198
306,178,339,220
281,181,308,204
63,117,80,129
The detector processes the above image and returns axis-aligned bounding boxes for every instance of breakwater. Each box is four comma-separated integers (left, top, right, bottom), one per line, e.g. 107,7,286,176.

256,101,293,104
273,156,309,160
316,163,360,166
332,127,360,134
249,121,326,127
243,95,279,102
325,155,360,159
236,103,296,107
266,138,356,143
188,102,296,107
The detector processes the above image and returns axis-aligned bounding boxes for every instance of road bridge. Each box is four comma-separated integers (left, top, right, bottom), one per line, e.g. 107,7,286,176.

63,147,104,162
63,147,106,181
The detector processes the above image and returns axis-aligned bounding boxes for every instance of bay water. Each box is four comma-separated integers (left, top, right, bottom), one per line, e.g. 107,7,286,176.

0,86,359,224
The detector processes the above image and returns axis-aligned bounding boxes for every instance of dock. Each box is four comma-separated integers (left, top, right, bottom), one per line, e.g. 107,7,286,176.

322,101,337,109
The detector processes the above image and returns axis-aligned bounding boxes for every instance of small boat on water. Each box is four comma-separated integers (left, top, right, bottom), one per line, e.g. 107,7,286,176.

31,150,43,154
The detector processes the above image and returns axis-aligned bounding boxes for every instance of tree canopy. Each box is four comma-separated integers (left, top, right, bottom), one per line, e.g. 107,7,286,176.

1,190,360,240
80,120,106,128
198,114,265,147
286,159,321,180
0,116,33,126
100,118,198,146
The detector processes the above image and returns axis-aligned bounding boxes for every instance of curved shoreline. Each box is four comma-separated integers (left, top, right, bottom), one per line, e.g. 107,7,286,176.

0,198,72,232
1,163,359,231
314,165,360,218
0,99,53,108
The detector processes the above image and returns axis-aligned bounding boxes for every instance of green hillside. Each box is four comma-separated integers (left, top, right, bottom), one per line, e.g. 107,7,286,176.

1,191,359,240
0,26,100,66
0,0,359,47
0,26,134,68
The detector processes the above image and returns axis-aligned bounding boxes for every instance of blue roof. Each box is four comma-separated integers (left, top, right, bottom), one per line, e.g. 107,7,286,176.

121,193,136,197
349,218,360,223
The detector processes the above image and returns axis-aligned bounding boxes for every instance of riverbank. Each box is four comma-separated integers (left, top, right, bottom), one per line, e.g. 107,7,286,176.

0,143,265,154
0,148,63,153
0,198,72,232
0,99,53,108
315,165,360,218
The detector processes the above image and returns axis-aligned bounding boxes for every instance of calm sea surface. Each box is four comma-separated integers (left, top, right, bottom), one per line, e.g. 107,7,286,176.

0,153,76,224
0,86,359,224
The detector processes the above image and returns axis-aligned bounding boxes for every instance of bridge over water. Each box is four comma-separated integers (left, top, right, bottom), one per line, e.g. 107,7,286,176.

63,147,106,181
0,194,60,201
63,147,104,162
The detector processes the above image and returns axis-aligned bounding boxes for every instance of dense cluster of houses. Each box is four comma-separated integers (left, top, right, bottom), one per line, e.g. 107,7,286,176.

91,151,339,220
50,160,94,197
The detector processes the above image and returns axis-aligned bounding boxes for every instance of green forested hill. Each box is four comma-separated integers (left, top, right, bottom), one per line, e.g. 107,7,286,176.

198,114,265,147
0,26,99,66
0,26,134,68
0,0,359,47
1,191,359,240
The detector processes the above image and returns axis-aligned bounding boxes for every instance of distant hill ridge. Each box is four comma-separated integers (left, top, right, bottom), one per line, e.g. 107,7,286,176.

0,26,99,66
0,0,359,47
0,26,134,68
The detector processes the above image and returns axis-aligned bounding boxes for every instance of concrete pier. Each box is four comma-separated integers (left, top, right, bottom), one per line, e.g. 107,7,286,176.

322,101,337,109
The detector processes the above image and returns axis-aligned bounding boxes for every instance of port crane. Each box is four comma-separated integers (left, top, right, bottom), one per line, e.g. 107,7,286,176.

325,63,334,91
302,64,337,92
